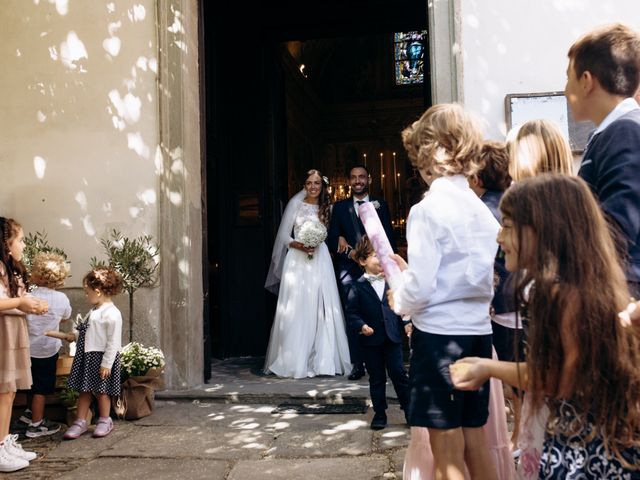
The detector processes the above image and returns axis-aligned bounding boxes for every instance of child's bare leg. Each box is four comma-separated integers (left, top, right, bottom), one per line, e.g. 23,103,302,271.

429,427,465,480
96,394,111,418
31,394,46,423
463,427,497,480
510,391,522,450
0,392,16,439
75,392,93,421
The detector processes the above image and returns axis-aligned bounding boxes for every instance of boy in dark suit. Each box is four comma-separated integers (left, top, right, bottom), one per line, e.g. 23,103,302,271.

328,165,396,380
566,23,640,297
345,236,410,430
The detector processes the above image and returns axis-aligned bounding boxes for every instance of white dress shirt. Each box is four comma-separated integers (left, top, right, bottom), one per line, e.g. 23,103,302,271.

363,273,385,300
353,195,370,217
392,175,499,335
592,97,640,135
27,287,72,358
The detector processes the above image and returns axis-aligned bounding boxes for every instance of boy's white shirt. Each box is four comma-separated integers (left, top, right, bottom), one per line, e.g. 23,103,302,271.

592,97,640,135
74,302,123,369
27,286,72,358
363,273,385,300
392,174,499,335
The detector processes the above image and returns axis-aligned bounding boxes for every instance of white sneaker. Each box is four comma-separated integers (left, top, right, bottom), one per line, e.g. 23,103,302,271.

3,434,37,461
0,443,29,472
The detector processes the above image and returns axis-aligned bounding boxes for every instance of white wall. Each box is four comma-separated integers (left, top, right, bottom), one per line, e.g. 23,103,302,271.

0,0,159,287
460,0,640,139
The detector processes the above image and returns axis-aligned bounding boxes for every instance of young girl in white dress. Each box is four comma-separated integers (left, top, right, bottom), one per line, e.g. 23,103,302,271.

264,169,351,378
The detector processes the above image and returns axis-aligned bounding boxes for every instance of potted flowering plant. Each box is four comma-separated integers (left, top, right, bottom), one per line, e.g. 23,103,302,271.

120,342,165,382
116,342,165,420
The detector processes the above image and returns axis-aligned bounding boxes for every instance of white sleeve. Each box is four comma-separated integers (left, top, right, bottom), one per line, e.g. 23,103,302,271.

392,206,442,316
100,307,123,369
62,295,72,320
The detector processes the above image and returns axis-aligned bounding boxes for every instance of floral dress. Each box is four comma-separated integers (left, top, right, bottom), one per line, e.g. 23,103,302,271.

539,400,640,479
518,284,640,479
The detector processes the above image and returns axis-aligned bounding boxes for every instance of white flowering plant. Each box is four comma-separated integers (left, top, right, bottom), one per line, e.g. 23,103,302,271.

297,221,328,260
120,341,165,382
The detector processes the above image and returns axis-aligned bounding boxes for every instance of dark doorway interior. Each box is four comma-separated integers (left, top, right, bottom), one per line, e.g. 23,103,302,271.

202,0,429,380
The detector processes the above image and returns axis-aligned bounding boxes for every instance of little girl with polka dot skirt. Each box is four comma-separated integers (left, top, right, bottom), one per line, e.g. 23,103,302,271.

64,267,123,440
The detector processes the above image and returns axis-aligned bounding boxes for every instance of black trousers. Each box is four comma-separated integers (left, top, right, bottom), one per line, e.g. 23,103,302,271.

362,338,409,413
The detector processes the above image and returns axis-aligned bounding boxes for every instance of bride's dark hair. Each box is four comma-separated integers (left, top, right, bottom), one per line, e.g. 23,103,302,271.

306,169,331,226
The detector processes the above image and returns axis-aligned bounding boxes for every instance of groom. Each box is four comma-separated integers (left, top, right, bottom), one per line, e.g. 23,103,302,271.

328,165,396,380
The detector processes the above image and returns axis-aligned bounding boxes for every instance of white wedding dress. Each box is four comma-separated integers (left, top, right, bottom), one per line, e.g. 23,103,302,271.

264,201,352,378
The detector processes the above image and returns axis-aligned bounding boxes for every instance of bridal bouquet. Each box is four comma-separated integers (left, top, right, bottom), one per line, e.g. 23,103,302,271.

297,221,327,260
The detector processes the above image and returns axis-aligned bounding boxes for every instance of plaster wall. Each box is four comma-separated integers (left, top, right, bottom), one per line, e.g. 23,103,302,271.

458,0,640,139
0,1,161,344
0,0,159,284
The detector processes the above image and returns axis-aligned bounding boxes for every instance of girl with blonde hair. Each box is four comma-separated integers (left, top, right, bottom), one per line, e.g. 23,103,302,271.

507,119,574,182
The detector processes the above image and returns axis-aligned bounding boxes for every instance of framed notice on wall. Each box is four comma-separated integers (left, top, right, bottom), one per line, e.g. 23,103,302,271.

505,92,595,153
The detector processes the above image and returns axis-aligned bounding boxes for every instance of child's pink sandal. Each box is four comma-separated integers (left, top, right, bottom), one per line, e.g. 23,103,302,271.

92,417,114,438
63,419,88,440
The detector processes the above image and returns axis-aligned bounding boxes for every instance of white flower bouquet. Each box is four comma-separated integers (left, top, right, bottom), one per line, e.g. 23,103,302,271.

297,221,327,260
120,341,165,382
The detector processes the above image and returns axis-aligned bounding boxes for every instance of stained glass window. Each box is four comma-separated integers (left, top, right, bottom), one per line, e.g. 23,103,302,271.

394,31,427,85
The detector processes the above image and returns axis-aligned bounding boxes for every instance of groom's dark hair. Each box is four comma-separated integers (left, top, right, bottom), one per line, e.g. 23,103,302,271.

349,164,370,177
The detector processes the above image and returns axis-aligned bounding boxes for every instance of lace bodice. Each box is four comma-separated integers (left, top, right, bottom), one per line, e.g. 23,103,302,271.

293,202,320,238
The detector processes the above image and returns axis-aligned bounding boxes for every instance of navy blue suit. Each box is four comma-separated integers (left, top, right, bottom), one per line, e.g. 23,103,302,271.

578,109,640,295
345,277,409,414
328,197,396,368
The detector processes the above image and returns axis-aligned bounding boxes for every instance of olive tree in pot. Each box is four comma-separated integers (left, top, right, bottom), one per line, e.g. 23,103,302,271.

90,229,159,342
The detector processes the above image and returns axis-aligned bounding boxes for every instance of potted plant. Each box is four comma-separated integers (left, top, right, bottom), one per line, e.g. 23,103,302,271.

116,342,165,420
59,385,93,426
90,229,159,342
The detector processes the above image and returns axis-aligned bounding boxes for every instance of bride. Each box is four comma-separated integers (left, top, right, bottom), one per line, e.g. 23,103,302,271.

264,169,351,378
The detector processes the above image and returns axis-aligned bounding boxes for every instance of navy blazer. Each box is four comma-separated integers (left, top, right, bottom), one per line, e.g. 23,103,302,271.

345,277,409,346
327,197,396,271
578,109,640,282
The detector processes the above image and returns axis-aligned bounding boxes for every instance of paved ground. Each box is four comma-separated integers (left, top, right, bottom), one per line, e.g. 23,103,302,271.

6,357,410,480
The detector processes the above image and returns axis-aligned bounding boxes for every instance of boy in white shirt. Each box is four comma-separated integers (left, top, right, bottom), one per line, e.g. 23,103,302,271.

24,252,71,437
390,103,499,480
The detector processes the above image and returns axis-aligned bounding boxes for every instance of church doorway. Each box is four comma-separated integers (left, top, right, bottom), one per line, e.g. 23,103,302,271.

201,0,430,379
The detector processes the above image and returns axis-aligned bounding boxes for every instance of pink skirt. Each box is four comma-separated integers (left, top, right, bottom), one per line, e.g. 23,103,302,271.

0,314,32,392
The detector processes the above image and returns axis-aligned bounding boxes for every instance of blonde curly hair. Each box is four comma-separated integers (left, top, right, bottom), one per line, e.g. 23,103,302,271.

401,103,483,178
30,252,70,289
